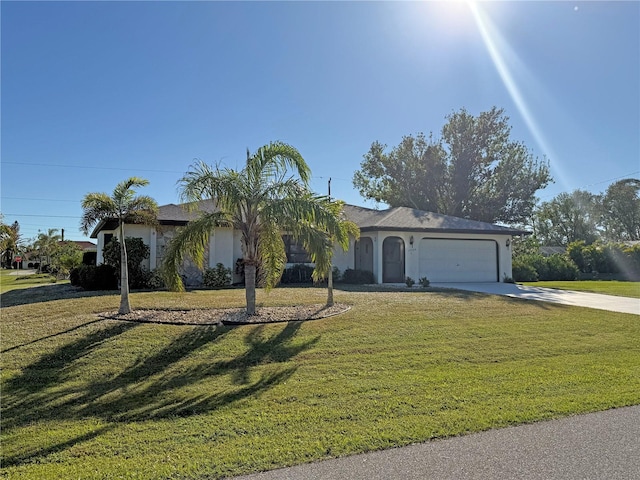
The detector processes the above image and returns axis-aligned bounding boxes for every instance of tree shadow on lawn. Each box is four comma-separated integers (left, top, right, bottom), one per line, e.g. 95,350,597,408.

0,283,117,308
2,320,318,468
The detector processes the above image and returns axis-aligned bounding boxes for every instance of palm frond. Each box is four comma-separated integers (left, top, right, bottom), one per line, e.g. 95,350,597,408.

248,141,311,186
256,221,287,290
80,193,117,235
124,196,159,226
161,212,228,292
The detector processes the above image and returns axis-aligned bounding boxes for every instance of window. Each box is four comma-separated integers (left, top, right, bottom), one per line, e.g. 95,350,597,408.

283,235,311,263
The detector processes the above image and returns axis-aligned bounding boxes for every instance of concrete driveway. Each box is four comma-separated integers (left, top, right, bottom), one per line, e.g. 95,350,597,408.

431,282,640,315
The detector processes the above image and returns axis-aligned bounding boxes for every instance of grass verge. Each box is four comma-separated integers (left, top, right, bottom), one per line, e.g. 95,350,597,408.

2,286,639,479
0,269,64,294
522,280,640,298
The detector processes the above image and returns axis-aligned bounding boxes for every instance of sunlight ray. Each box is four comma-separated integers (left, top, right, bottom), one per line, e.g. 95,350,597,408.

469,2,571,191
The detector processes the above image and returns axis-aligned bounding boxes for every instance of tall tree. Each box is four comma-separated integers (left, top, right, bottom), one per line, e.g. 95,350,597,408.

600,178,640,241
81,178,158,314
533,190,600,246
353,107,552,224
162,142,358,315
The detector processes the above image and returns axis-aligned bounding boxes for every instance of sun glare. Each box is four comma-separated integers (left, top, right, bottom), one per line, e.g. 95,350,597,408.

468,2,570,190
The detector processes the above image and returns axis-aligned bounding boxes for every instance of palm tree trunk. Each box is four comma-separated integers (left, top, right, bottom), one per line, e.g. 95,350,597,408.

245,263,257,316
326,267,334,307
118,222,131,314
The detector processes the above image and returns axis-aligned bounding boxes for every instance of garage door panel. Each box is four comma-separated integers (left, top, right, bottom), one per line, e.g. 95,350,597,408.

419,239,497,282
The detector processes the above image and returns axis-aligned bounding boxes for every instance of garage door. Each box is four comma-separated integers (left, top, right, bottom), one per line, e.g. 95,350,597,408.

419,239,498,282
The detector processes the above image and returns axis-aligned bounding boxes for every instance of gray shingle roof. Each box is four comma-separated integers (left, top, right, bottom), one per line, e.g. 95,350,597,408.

92,200,527,238
342,205,528,235
157,200,218,223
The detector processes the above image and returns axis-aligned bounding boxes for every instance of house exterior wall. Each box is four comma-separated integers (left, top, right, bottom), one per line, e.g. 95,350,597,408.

332,238,356,274
209,227,235,269
364,231,514,284
96,222,515,285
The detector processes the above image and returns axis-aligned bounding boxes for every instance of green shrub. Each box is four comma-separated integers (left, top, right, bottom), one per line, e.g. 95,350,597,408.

340,268,375,284
512,259,538,282
69,266,81,286
71,264,118,290
543,254,579,281
280,264,314,284
418,276,430,287
203,263,232,288
405,276,415,287
103,237,151,289
332,266,341,282
147,269,166,290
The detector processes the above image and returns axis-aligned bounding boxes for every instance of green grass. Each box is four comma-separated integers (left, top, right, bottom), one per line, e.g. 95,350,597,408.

2,285,639,479
522,280,640,298
0,269,65,294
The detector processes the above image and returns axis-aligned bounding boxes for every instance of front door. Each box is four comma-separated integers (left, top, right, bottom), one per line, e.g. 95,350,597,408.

383,236,405,283
355,237,374,273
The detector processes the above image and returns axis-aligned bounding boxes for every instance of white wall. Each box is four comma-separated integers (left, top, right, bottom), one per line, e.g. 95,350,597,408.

209,227,235,269
354,231,514,284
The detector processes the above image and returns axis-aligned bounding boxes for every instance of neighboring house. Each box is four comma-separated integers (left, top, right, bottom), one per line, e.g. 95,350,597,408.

57,240,97,253
59,240,98,265
539,246,566,257
89,201,527,285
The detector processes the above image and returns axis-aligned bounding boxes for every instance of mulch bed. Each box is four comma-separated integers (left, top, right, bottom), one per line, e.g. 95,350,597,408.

97,303,350,326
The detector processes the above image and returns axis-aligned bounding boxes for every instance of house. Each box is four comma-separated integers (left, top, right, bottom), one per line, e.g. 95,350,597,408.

89,201,527,285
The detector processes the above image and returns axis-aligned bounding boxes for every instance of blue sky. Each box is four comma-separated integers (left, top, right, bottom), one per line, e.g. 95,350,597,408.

2,1,638,243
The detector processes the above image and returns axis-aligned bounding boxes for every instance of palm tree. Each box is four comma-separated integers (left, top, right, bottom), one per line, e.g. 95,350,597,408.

81,177,158,314
294,200,359,306
0,220,22,268
34,228,61,272
162,141,358,315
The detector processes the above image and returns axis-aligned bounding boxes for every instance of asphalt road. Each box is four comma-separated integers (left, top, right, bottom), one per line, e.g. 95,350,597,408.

232,405,640,480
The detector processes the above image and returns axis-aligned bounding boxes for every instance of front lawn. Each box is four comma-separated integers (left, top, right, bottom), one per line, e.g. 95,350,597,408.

0,269,64,294
2,286,639,479
522,280,640,298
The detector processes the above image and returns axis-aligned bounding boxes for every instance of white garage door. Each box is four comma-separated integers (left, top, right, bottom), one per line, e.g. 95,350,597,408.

419,239,498,282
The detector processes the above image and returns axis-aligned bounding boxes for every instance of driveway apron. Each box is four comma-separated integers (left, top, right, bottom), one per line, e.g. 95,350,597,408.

432,282,640,315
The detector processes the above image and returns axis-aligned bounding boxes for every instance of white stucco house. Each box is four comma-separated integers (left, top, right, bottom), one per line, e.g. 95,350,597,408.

89,201,527,285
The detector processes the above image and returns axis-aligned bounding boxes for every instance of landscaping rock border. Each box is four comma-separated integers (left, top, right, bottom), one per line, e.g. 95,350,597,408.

97,303,350,326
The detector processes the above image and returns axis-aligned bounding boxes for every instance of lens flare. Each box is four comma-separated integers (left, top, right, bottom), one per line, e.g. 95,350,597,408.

468,2,570,190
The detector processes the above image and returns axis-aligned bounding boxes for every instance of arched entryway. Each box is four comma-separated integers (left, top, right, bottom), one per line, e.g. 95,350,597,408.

354,237,374,274
383,236,405,283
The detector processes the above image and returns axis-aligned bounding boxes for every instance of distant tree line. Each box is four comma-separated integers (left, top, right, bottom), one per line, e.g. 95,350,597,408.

532,179,640,246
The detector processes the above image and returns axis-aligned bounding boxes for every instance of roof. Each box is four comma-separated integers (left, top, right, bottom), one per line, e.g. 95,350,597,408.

89,200,218,238
90,200,528,238
342,204,529,236
156,200,218,223
58,240,97,251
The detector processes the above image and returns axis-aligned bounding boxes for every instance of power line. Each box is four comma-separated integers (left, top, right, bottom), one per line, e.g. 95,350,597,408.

1,161,184,174
1,196,79,203
3,213,81,219
538,170,640,199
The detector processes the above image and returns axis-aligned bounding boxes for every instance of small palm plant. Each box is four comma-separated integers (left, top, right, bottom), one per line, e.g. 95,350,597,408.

81,177,158,314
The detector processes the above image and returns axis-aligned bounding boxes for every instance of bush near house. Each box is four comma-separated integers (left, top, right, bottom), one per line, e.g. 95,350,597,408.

103,237,151,289
340,268,376,284
70,264,118,290
280,264,315,284
203,263,232,288
512,253,578,282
